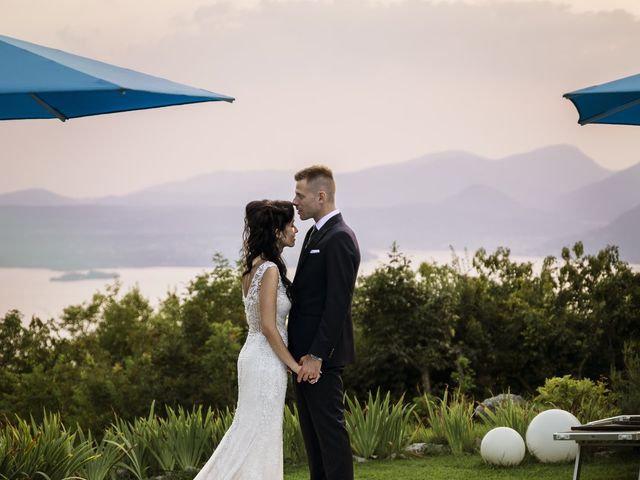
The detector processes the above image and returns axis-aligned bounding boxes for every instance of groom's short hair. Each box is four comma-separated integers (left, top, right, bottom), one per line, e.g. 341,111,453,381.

295,165,335,201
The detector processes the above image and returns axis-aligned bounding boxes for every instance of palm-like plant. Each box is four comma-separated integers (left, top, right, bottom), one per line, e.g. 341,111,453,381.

346,390,415,459
110,410,156,480
158,405,214,472
424,389,476,455
0,412,96,480
478,397,539,439
283,404,305,465
76,429,123,480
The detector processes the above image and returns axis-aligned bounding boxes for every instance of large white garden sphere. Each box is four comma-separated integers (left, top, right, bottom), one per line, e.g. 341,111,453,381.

480,427,526,466
526,409,581,463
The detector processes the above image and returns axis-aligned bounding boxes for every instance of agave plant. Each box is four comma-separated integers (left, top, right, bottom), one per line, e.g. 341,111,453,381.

283,404,306,465
76,428,124,480
209,407,234,449
345,390,415,460
478,396,539,439
0,412,96,480
158,405,214,472
110,406,158,480
424,388,476,455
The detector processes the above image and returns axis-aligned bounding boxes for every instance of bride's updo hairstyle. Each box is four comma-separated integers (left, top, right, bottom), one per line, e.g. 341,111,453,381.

242,200,294,295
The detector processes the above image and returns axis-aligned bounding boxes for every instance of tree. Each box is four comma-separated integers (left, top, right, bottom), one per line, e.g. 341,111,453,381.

353,244,456,394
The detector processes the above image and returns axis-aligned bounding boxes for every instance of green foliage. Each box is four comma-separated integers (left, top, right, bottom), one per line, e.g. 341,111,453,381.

352,244,457,395
345,390,415,459
108,402,231,478
423,389,476,455
156,405,215,472
535,375,620,423
0,412,96,480
283,404,306,465
0,256,245,433
2,243,640,441
76,429,123,480
347,242,640,402
549,244,640,381
477,396,540,439
611,341,640,414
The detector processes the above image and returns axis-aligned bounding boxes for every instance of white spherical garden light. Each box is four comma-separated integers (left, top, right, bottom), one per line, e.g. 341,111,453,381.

480,427,526,466
526,409,581,463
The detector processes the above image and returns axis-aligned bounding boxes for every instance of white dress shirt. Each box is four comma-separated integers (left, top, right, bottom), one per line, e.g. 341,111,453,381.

314,209,340,231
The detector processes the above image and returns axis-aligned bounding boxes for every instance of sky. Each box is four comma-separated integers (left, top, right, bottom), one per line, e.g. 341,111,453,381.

3,0,640,197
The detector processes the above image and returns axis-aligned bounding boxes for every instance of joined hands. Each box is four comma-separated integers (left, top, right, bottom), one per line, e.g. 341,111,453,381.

295,355,322,384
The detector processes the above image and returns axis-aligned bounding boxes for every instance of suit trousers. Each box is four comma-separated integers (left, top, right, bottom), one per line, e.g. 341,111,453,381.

293,367,353,480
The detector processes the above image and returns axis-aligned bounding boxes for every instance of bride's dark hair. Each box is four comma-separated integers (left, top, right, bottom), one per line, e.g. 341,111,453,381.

242,200,294,295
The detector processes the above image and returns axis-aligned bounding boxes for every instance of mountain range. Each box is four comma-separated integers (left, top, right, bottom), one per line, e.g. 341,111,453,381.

1,144,639,269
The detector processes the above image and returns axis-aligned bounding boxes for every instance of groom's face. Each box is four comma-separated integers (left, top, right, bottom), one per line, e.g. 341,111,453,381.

293,179,320,221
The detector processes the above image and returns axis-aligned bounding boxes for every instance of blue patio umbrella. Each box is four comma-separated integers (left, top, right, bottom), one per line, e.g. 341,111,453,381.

0,34,234,122
564,73,640,126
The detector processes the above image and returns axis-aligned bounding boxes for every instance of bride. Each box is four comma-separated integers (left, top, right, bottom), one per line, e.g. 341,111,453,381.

194,199,315,480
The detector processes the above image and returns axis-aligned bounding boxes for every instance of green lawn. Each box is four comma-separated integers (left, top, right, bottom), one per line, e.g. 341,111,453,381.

284,454,639,480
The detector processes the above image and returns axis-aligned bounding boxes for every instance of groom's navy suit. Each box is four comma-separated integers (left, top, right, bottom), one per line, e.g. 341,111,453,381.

289,212,360,480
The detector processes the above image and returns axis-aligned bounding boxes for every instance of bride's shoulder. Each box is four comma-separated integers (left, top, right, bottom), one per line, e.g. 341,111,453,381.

253,261,278,282
255,259,278,270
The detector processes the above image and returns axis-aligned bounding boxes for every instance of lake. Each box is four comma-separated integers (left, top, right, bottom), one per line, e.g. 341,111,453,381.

2,249,638,323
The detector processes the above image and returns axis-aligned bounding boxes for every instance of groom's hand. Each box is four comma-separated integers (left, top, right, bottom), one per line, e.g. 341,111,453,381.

297,355,322,383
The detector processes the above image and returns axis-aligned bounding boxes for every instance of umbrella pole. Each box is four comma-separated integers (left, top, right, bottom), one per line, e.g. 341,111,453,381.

30,94,68,122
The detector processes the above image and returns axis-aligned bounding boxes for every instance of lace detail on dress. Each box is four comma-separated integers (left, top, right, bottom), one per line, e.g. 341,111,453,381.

243,261,291,339
194,260,291,480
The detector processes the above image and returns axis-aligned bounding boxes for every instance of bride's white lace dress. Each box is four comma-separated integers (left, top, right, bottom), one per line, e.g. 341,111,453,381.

194,261,291,480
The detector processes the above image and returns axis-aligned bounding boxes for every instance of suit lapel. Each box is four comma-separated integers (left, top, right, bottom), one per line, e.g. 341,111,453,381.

294,214,343,277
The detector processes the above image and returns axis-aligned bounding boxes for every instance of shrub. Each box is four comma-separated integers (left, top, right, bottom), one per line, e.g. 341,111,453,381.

423,388,476,454
109,402,235,478
345,389,415,459
535,375,620,423
611,341,640,415
0,412,95,480
77,429,124,480
283,404,306,465
478,396,540,439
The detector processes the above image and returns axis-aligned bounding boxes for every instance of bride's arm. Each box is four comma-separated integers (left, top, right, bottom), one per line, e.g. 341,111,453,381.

259,267,301,374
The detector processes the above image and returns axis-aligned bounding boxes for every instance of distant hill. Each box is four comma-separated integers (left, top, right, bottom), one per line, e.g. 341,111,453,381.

348,185,583,253
95,170,295,207
554,162,640,224
0,145,612,210
0,189,78,206
1,144,639,268
574,202,640,260
339,144,610,208
0,185,604,270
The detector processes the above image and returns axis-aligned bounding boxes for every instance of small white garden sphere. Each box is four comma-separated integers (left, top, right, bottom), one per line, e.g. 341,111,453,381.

480,427,526,466
526,409,581,463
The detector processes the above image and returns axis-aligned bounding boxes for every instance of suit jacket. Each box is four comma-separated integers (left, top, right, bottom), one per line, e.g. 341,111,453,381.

288,213,360,368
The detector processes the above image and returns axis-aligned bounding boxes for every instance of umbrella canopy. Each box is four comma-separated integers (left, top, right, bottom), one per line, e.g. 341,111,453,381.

564,73,640,126
0,34,234,121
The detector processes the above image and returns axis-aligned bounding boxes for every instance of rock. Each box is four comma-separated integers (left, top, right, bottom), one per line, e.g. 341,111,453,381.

474,393,525,417
404,442,451,456
405,442,428,455
353,455,368,463
423,443,451,455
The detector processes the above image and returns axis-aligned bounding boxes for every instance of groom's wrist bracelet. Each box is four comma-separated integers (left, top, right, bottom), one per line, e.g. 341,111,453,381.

309,354,323,362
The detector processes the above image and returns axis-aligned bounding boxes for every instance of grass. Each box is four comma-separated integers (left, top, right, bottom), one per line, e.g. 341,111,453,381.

284,454,640,480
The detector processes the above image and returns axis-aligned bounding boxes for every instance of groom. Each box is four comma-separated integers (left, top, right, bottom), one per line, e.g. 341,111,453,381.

289,165,360,480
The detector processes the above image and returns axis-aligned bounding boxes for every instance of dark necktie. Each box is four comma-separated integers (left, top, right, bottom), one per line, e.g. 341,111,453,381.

304,225,317,251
